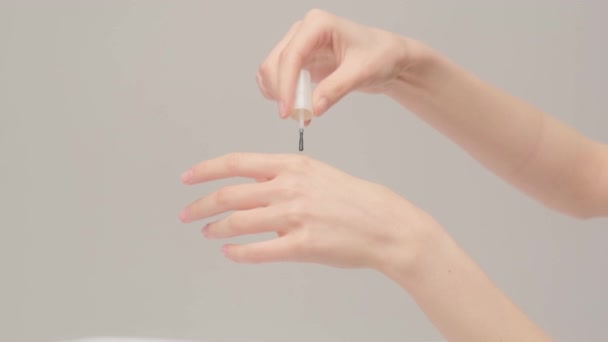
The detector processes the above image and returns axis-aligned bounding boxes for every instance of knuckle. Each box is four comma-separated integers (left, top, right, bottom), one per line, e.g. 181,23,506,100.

257,67,276,100
292,229,314,256
214,186,233,206
243,247,264,264
278,49,293,64
291,20,303,30
276,153,292,165
305,8,327,21
260,88,274,101
279,47,305,66
275,177,302,199
293,154,314,171
226,213,246,236
190,163,204,180
279,154,315,175
280,185,299,200
255,69,264,86
224,153,243,173
304,9,333,30
284,200,307,228
258,63,271,80
285,211,303,228
357,62,375,81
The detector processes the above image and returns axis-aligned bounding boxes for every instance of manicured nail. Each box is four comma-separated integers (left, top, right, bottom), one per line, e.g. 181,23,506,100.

279,101,287,118
179,208,188,223
180,169,193,184
315,97,329,116
202,224,210,238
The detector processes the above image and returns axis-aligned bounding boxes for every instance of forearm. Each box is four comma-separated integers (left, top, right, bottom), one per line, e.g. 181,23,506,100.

379,224,552,342
387,40,608,218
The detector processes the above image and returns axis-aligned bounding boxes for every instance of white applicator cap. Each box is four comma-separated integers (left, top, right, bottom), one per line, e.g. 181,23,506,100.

292,69,312,127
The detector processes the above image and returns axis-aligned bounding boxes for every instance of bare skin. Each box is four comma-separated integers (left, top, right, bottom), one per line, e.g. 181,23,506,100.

180,9,608,342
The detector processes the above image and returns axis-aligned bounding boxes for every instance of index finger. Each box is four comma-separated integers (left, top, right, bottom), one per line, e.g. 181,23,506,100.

257,21,302,101
181,153,285,184
277,11,334,117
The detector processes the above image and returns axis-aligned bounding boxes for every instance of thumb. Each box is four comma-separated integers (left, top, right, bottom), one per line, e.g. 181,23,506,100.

312,62,362,116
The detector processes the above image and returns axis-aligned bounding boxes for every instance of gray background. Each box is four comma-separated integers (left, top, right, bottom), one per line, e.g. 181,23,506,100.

1,1,607,341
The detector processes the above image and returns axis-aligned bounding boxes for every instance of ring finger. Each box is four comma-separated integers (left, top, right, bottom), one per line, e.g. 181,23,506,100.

181,182,272,223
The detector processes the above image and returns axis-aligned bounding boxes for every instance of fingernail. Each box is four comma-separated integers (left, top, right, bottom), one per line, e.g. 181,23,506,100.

180,169,192,184
315,97,329,116
202,224,210,238
221,245,230,257
179,208,188,223
279,101,287,118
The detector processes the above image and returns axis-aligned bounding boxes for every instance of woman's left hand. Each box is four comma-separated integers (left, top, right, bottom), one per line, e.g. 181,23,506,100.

179,153,439,271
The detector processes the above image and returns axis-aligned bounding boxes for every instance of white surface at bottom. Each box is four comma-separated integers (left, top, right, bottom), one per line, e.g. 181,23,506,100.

62,338,202,342
62,338,444,342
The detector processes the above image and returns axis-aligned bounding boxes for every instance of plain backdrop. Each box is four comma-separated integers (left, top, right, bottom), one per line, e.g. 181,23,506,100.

1,1,607,341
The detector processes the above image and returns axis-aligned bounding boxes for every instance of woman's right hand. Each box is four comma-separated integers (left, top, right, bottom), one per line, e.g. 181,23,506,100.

256,9,426,120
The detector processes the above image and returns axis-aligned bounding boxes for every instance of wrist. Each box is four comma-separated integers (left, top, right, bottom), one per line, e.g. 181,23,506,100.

370,198,449,285
377,218,461,293
384,38,443,106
